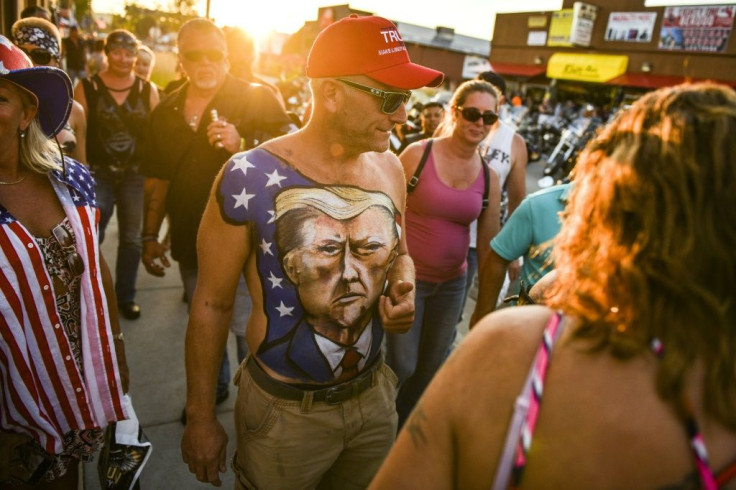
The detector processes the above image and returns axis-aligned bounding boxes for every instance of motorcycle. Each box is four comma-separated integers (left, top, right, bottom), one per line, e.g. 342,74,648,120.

538,117,601,188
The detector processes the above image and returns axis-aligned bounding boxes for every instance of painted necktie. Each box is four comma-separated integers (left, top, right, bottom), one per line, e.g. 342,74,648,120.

337,347,362,382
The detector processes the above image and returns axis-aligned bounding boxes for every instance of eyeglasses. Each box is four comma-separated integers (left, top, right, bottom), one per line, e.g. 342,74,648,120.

336,78,411,115
51,223,85,279
20,47,55,66
456,106,499,126
181,50,226,63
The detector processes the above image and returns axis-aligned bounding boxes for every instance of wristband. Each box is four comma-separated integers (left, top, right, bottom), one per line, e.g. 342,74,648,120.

142,234,158,242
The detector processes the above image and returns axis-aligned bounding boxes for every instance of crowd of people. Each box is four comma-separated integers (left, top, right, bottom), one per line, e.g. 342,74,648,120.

1,8,735,490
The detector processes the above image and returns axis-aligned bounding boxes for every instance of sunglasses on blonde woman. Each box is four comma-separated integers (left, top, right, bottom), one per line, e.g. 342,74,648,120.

456,106,499,125
51,224,85,279
19,47,55,66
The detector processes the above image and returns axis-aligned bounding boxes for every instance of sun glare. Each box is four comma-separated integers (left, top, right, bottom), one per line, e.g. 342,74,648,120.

204,0,319,45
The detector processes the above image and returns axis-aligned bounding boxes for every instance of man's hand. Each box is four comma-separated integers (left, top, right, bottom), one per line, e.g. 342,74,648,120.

142,240,170,277
181,417,228,487
206,119,240,154
379,280,415,333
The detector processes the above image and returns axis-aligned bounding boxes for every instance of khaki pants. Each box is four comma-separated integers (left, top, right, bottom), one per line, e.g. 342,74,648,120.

231,359,398,489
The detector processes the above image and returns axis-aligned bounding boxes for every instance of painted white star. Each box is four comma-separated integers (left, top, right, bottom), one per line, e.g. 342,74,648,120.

232,188,255,210
267,210,275,224
230,155,255,176
275,301,294,317
68,166,75,174
3,216,12,223
267,272,283,289
259,239,273,256
264,169,287,188
72,195,80,202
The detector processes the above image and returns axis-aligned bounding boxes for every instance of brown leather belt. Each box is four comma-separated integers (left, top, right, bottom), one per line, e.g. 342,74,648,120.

245,355,381,405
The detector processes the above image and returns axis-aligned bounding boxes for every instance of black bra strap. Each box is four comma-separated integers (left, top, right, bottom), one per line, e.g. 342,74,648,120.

479,147,490,210
406,138,433,194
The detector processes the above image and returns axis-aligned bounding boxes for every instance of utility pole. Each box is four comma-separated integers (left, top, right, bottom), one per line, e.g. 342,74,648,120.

206,0,211,19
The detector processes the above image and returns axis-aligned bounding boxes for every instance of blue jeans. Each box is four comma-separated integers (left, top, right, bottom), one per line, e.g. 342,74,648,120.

386,274,467,427
179,265,252,397
94,167,143,304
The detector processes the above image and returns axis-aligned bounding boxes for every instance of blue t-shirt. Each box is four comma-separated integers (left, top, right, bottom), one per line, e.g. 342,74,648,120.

490,183,570,287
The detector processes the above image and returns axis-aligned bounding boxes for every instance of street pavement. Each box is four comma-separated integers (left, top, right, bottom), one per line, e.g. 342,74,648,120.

82,159,546,489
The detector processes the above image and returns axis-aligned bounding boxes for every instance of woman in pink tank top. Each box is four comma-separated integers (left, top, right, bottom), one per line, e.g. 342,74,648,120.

386,80,501,427
372,83,736,489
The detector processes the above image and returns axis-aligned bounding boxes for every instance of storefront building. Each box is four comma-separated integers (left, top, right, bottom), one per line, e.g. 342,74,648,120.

490,0,736,106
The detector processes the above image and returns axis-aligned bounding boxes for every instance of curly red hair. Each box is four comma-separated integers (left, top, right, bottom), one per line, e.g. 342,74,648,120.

548,83,736,428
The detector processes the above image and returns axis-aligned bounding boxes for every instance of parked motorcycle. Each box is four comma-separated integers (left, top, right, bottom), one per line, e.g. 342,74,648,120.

538,116,601,188
517,113,564,163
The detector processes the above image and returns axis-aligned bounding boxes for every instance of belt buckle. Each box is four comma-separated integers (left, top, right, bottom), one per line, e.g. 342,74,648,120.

324,383,352,405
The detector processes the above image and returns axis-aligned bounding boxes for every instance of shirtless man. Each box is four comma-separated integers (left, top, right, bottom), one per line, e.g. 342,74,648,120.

180,15,443,488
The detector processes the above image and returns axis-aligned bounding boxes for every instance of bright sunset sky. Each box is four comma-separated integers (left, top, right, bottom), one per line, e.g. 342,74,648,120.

91,0,567,40
90,0,735,41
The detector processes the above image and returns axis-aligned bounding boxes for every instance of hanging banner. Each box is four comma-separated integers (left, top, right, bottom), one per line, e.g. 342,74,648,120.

605,12,658,43
570,2,598,46
659,5,735,53
547,9,574,46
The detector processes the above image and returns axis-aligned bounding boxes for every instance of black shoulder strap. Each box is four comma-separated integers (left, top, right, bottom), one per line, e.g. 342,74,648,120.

478,147,490,210
81,75,99,109
406,138,433,194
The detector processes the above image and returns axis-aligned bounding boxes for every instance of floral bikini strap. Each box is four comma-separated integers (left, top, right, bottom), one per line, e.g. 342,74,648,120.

650,338,718,490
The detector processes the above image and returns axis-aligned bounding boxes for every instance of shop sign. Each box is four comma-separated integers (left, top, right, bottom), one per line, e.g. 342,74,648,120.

605,11,658,43
547,9,574,46
528,15,548,28
547,53,628,83
528,31,548,46
659,5,735,53
570,2,598,47
462,55,492,80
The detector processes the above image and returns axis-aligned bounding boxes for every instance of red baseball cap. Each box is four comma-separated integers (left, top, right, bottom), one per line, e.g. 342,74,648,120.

306,15,444,90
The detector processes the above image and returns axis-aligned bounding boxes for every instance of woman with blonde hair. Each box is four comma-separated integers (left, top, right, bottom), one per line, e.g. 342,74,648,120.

386,79,501,427
371,83,736,488
0,37,129,489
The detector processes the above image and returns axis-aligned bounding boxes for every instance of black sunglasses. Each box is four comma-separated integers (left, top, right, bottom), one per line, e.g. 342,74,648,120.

51,223,85,279
456,106,499,125
182,50,226,63
336,78,411,115
20,47,55,66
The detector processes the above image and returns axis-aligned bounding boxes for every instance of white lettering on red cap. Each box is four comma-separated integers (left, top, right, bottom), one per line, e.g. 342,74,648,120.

380,29,403,43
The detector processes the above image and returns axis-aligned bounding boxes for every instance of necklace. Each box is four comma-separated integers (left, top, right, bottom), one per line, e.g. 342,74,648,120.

0,173,26,185
106,82,135,93
189,114,199,129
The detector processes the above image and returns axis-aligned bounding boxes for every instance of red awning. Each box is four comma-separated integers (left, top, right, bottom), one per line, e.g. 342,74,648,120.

489,62,547,78
606,73,736,89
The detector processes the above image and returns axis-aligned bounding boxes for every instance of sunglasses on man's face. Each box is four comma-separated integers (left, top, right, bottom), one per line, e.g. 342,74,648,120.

456,106,499,126
181,50,226,63
20,47,55,66
336,78,411,115
51,224,85,279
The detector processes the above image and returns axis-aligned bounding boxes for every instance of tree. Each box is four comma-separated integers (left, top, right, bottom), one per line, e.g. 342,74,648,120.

73,0,91,20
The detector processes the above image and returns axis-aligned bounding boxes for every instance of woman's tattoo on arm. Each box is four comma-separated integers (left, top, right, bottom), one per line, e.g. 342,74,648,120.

406,402,428,449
